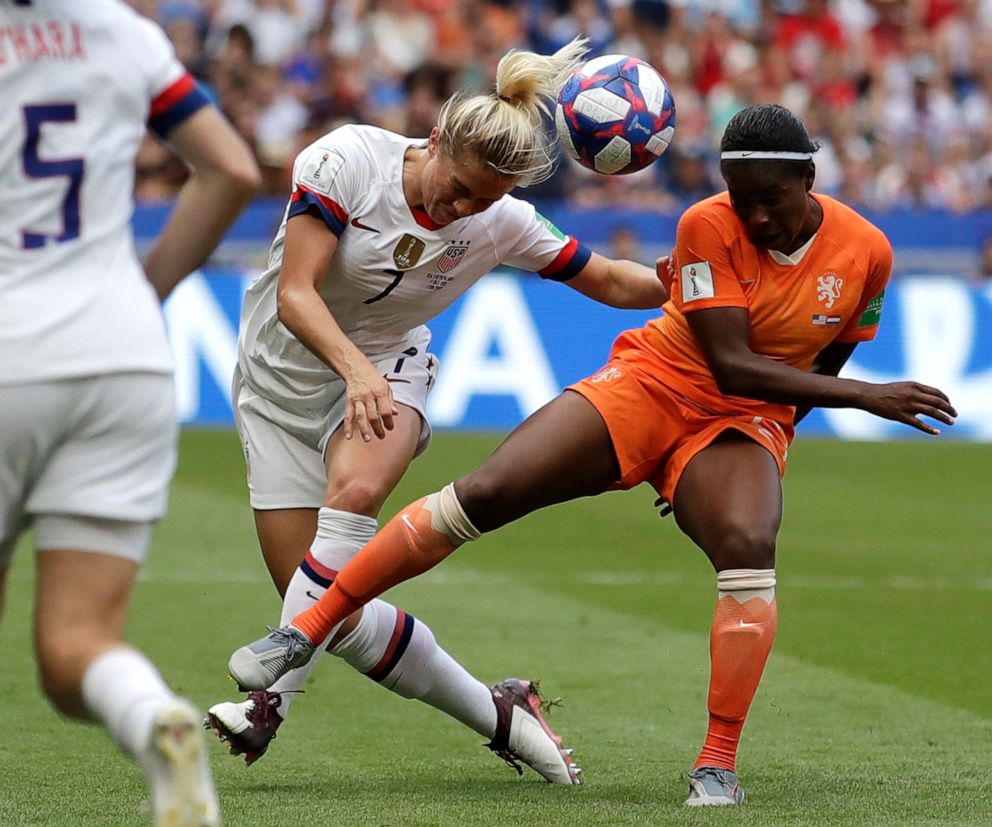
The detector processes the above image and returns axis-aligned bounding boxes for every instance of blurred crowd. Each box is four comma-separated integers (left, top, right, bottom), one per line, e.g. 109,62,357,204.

130,0,992,225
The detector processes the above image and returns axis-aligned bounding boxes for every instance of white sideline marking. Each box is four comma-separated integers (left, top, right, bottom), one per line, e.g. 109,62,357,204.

9,569,991,592
425,570,992,592
119,570,989,591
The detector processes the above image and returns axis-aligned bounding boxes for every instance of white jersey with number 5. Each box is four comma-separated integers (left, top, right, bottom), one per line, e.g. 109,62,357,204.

0,0,209,385
239,124,592,409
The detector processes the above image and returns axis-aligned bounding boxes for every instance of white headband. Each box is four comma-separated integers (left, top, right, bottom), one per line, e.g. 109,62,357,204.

720,150,813,161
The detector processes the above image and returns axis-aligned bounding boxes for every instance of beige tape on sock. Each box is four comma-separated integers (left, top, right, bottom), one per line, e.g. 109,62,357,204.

425,483,482,544
717,568,776,603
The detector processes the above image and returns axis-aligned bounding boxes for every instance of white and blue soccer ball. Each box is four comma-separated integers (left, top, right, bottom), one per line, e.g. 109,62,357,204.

555,54,677,175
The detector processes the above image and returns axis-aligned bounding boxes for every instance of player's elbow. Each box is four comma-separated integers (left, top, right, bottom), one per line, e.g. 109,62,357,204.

275,283,304,326
198,148,261,203
222,156,262,202
709,359,749,397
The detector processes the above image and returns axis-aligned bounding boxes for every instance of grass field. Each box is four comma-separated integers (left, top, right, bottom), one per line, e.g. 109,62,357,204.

2,430,990,826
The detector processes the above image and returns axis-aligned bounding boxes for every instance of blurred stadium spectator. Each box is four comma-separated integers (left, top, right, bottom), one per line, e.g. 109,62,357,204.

131,0,992,250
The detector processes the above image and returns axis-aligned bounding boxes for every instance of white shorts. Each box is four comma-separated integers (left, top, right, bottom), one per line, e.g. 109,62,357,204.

0,373,177,565
235,345,439,510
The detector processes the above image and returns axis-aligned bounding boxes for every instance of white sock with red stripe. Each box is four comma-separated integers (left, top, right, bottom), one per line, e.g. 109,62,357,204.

329,598,497,738
267,507,379,714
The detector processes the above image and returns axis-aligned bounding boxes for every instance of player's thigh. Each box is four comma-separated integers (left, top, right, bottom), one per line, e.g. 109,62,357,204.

323,403,423,515
672,432,783,570
34,543,141,679
253,508,318,595
456,390,620,532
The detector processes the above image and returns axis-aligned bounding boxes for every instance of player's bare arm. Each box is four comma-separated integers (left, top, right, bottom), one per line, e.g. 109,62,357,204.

143,106,260,300
687,306,957,434
564,251,668,309
794,341,857,424
277,212,398,441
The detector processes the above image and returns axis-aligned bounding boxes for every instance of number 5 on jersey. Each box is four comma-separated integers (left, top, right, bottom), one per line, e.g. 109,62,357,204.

21,103,84,249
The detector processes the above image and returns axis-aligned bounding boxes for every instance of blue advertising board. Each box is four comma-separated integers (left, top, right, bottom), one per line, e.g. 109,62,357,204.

166,270,990,441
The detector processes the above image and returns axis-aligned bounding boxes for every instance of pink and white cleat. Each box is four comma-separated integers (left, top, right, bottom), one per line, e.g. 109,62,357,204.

485,679,581,785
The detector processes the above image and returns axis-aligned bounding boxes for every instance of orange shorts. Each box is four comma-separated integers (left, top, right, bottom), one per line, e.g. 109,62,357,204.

568,343,793,505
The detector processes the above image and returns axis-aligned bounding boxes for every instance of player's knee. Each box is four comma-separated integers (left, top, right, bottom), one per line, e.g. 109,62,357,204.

455,468,516,528
36,633,86,714
37,623,122,714
328,607,363,647
324,477,390,516
707,525,776,571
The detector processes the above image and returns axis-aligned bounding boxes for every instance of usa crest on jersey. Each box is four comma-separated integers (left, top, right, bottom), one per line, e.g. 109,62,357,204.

437,241,470,273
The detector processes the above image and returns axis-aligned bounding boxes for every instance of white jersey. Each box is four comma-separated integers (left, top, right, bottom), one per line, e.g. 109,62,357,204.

0,0,210,385
239,124,591,408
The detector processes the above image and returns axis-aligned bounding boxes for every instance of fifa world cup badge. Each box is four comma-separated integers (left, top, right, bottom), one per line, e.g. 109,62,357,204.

393,234,425,269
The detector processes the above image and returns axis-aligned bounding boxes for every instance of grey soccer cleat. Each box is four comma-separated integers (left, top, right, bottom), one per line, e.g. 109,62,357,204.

137,699,220,827
228,625,315,691
684,765,746,806
204,691,285,766
485,678,581,785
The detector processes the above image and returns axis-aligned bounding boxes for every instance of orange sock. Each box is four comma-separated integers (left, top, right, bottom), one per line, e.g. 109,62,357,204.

293,496,459,644
694,588,778,771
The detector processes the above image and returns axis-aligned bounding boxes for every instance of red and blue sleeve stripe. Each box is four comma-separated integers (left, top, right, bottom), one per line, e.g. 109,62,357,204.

148,72,210,138
288,184,349,236
538,236,592,282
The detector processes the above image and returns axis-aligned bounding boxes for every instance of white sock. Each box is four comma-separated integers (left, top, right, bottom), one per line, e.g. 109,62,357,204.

270,507,379,714
330,598,497,738
80,646,175,757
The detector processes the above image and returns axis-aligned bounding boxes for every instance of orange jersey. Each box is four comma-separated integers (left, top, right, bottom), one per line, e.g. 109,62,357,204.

634,191,892,428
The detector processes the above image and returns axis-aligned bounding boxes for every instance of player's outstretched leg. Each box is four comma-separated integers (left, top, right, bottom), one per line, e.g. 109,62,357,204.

226,492,581,781
222,600,581,782
328,601,580,783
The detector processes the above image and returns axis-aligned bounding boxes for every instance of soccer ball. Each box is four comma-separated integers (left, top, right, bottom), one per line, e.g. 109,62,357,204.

555,54,676,175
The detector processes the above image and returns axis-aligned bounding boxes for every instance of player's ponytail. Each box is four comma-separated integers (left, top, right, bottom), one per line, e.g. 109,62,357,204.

436,38,588,186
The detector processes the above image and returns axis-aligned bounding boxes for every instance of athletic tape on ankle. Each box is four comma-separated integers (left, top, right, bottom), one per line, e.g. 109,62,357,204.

717,568,776,591
426,483,481,543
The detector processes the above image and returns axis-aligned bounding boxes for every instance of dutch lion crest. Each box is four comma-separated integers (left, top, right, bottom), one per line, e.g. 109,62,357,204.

816,273,844,309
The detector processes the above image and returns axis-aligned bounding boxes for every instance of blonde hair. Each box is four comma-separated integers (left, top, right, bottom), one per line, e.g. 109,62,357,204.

436,38,589,187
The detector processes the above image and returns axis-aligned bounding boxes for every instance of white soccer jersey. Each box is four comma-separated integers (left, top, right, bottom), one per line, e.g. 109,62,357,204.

239,124,592,407
0,0,210,385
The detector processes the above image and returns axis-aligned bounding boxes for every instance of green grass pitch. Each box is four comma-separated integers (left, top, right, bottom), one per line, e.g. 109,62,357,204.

2,430,990,825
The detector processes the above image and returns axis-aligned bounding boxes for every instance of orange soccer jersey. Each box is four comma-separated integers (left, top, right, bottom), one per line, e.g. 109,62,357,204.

569,191,892,501
639,191,892,431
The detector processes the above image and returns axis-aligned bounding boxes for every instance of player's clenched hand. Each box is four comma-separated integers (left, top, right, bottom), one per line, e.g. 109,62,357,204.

655,254,675,295
860,381,957,436
343,362,399,442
